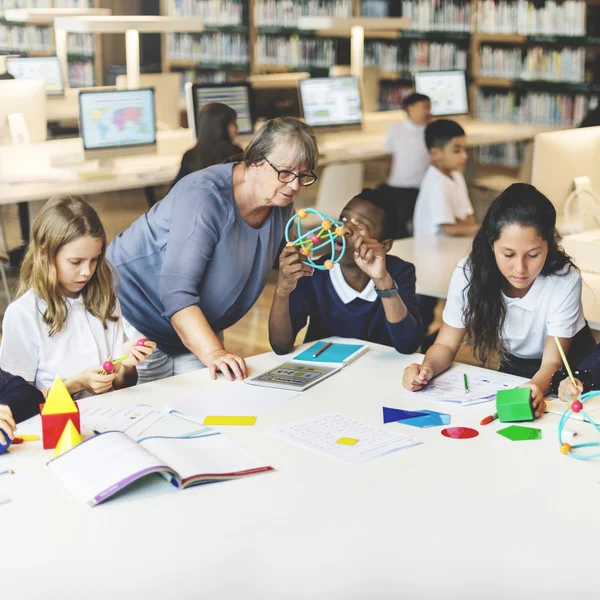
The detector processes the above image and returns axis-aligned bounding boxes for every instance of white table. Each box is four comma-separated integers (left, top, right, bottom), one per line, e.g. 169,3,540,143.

3,339,600,599
390,236,600,331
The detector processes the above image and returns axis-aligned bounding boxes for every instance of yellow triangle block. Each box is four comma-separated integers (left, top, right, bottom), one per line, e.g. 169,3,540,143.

42,376,77,415
53,420,83,458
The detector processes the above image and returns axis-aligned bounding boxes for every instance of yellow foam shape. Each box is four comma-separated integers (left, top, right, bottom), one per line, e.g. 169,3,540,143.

42,376,77,415
203,416,257,426
53,420,83,458
336,437,359,446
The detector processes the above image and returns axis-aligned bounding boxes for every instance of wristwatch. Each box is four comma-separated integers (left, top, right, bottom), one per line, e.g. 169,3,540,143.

375,280,400,298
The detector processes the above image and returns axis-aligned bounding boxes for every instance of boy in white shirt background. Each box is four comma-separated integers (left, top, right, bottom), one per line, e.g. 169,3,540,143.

379,93,432,239
412,119,479,347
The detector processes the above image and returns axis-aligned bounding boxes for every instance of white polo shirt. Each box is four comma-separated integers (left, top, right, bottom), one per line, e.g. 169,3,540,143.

442,258,586,359
385,120,430,189
413,165,474,238
0,289,125,395
329,263,377,303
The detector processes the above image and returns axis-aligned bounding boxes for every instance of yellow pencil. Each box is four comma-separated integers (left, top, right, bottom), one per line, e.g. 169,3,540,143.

554,337,576,386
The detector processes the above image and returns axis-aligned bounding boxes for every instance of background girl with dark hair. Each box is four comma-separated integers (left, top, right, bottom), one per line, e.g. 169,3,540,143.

173,102,242,186
402,183,595,415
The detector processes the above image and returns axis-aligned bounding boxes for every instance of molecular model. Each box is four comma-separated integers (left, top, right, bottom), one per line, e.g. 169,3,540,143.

285,208,346,270
558,391,600,460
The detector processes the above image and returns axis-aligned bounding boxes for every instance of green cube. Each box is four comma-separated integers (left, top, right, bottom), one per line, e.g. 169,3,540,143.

496,388,534,422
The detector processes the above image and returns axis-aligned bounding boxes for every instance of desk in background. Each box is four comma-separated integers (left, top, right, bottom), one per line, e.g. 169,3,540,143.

391,236,600,331
2,339,600,599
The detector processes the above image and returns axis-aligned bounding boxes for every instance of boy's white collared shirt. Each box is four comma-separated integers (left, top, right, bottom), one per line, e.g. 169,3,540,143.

329,263,378,304
442,257,586,359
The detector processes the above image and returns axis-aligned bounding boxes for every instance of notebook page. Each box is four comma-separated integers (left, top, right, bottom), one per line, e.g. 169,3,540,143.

47,432,173,506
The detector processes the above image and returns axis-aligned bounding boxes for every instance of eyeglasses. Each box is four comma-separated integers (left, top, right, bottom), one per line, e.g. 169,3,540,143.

263,157,318,187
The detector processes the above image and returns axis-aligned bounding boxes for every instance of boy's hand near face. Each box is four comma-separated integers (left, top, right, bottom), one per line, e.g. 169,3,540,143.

350,218,392,287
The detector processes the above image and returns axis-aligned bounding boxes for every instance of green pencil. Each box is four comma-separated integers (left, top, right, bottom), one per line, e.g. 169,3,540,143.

463,373,469,394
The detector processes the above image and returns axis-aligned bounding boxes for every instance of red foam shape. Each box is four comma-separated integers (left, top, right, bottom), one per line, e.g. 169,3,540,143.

441,426,479,439
40,403,80,450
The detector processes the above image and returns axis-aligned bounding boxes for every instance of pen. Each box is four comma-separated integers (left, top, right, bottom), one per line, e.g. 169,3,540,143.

480,413,498,426
313,342,333,358
92,429,101,436
14,435,40,442
463,373,469,394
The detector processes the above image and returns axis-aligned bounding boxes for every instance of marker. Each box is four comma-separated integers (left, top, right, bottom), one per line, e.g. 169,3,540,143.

480,413,498,426
463,373,469,394
92,429,101,436
313,342,333,358
11,437,23,445
14,435,40,442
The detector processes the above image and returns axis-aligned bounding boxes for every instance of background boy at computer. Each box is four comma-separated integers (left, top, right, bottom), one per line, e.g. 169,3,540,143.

269,189,421,355
412,119,479,345
380,93,432,239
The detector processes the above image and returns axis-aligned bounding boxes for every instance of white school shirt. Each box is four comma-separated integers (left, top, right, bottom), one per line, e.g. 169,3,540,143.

385,120,430,189
329,263,377,303
0,290,125,395
412,165,474,238
442,257,586,359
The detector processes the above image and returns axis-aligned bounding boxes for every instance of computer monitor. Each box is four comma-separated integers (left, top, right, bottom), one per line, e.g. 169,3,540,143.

185,82,254,137
5,56,64,96
298,76,363,129
413,70,469,117
531,126,600,217
0,78,47,144
78,88,156,161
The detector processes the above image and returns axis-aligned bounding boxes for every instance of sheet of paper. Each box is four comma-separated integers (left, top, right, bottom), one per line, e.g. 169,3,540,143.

268,412,421,464
412,366,527,405
545,397,600,423
168,381,300,422
79,405,168,439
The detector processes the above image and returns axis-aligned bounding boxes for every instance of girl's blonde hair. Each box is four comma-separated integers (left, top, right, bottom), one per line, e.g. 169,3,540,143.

18,195,118,336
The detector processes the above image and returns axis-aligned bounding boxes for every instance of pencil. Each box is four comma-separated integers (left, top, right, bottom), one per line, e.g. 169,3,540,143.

313,342,333,358
463,373,469,394
553,337,576,386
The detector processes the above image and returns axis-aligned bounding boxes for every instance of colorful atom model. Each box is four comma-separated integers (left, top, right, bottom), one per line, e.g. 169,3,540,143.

558,391,600,460
285,208,346,270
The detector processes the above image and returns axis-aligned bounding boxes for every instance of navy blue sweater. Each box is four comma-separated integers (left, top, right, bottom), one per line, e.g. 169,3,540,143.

578,343,600,388
288,255,422,354
0,369,43,423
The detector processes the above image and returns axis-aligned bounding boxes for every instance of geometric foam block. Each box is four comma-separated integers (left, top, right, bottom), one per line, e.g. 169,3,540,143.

496,388,534,423
42,375,78,415
40,403,80,450
497,425,542,441
53,419,83,458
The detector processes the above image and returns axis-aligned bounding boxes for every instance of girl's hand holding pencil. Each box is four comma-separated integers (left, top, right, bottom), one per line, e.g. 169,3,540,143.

558,377,584,403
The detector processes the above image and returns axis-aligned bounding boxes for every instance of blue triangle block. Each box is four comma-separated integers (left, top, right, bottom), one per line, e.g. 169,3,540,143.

383,407,427,424
402,410,451,428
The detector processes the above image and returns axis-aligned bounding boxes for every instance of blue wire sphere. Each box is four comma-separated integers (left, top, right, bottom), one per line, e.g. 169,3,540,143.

558,391,600,460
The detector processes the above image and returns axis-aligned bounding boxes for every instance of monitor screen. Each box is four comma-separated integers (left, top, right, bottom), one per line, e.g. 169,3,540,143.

5,56,64,96
299,76,363,128
190,83,253,134
252,87,300,121
79,88,156,151
413,70,469,116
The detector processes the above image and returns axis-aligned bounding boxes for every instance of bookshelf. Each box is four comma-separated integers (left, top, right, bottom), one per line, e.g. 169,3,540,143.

0,1,107,87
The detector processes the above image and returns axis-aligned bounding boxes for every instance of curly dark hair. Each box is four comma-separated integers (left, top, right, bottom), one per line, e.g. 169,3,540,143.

463,183,576,365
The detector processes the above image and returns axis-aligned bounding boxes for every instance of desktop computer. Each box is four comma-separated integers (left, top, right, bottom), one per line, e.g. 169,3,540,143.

185,82,254,137
0,78,47,144
413,70,469,117
78,88,157,162
5,56,64,97
298,76,363,130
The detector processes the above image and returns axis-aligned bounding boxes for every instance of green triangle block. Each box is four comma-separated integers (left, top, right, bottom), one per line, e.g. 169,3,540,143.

497,425,542,441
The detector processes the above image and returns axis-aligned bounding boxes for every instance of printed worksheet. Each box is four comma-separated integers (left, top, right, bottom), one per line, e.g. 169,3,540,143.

79,405,168,439
268,413,421,463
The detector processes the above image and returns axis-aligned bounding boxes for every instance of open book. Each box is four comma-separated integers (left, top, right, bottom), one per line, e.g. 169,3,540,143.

47,431,273,506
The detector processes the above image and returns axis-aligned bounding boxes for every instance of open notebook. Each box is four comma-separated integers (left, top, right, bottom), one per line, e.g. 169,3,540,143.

47,431,272,506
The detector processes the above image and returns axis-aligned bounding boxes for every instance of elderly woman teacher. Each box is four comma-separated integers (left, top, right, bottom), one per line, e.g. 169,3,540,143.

107,117,319,382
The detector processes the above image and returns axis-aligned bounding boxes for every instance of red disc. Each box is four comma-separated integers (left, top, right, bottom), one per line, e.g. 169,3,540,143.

441,427,479,439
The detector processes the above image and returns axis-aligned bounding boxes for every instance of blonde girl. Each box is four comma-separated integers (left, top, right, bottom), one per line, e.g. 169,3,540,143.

0,196,155,397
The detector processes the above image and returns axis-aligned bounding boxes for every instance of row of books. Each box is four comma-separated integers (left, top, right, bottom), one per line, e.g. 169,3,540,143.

479,45,586,83
164,0,245,24
67,59,94,88
54,0,93,6
166,32,249,65
477,0,586,35
67,32,94,57
254,0,352,25
476,89,593,126
0,0,50,10
476,141,526,167
365,40,467,72
256,35,337,68
400,0,472,32
177,68,230,93
0,23,52,52
378,81,414,110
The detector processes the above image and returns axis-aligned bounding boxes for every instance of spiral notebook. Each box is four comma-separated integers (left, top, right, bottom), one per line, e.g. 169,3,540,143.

292,341,369,366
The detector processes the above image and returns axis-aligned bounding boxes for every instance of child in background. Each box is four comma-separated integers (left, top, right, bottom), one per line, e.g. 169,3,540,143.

380,93,432,239
269,188,422,355
0,196,156,398
412,119,479,341
403,184,596,416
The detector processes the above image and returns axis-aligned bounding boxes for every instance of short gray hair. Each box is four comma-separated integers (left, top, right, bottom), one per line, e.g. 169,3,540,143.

243,117,319,171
